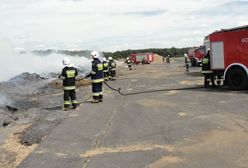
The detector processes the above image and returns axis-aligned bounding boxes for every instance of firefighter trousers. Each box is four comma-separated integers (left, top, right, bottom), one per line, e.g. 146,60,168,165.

104,71,109,81
64,89,78,108
92,82,103,101
128,64,132,70
109,70,116,80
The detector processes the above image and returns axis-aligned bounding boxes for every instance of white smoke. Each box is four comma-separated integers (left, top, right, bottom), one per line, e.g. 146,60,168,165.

0,93,11,107
0,38,92,82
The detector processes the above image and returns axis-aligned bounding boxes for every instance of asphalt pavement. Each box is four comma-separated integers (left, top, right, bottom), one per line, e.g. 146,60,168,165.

18,60,248,168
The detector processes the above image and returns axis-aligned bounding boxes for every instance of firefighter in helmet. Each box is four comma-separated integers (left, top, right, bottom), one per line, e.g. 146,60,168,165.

102,57,109,81
126,57,133,70
184,53,190,72
201,48,216,87
166,55,170,64
89,51,104,103
59,57,79,110
108,57,117,80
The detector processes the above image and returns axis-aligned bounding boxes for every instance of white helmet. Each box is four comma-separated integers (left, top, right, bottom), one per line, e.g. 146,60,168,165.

91,51,99,59
62,57,71,66
103,57,107,61
126,57,129,60
108,57,113,60
184,53,188,58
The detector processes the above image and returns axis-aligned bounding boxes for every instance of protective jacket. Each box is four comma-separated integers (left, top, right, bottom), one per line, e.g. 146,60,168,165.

126,59,132,65
185,57,189,64
202,52,212,73
103,60,109,80
61,66,78,90
109,60,116,70
103,60,109,73
91,58,104,83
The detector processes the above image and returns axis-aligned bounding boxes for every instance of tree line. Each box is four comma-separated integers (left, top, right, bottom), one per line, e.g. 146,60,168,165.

104,47,190,59
32,47,190,59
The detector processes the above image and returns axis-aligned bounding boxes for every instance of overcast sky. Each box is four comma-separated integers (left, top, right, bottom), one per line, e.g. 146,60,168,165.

0,0,247,51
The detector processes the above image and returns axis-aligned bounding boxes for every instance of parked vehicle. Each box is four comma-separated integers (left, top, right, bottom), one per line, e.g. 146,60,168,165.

129,53,154,64
188,46,205,67
204,25,248,90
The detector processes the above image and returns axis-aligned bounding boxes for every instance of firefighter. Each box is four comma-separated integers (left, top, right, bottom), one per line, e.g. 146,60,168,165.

184,53,190,72
141,58,146,64
59,57,79,110
126,57,133,70
102,57,109,81
108,57,117,80
86,51,104,103
201,48,216,88
166,55,170,64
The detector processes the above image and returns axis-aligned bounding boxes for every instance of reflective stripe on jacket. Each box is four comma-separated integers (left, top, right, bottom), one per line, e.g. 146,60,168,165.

202,58,209,64
103,61,109,72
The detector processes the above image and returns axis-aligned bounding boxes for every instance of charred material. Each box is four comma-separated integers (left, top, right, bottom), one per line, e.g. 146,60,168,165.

5,105,18,113
2,120,11,127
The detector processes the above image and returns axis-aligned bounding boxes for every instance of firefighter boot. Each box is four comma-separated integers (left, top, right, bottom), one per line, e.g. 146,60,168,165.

64,101,71,111
210,75,216,88
99,95,103,102
216,75,221,87
204,76,210,88
91,96,99,103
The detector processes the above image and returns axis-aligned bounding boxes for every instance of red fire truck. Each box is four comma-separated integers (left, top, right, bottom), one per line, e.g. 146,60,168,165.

188,46,205,67
129,53,154,64
204,25,248,90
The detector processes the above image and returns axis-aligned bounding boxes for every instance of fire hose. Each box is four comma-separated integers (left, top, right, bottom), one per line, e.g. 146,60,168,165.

104,81,205,96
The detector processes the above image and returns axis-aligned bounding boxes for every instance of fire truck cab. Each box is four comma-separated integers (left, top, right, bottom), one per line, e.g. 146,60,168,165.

205,25,248,90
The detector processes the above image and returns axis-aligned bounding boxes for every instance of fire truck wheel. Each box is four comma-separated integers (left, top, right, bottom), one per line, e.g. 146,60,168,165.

227,68,248,90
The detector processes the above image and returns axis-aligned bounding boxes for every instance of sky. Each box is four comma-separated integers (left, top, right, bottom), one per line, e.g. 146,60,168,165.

0,0,247,52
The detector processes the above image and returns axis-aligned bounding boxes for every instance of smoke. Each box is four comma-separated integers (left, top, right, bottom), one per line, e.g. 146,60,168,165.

0,38,92,82
0,93,11,107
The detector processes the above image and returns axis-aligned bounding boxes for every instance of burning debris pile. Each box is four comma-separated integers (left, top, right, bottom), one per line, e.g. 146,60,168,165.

0,72,83,146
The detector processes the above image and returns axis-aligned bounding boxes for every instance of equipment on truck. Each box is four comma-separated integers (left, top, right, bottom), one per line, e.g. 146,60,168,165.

203,25,248,90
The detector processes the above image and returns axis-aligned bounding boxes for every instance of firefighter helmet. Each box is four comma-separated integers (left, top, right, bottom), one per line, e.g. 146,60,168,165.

62,57,71,66
103,57,107,61
184,53,188,58
91,51,99,58
126,57,129,60
108,57,113,60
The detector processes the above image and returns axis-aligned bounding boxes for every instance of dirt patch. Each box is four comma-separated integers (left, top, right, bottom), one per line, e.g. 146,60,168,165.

164,90,180,95
146,156,185,168
177,112,187,117
81,144,174,158
137,99,176,107
179,114,248,167
186,71,202,77
0,125,38,168
180,80,202,85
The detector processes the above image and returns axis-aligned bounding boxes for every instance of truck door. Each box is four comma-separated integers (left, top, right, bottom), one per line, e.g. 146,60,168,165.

211,41,225,69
